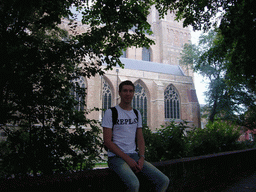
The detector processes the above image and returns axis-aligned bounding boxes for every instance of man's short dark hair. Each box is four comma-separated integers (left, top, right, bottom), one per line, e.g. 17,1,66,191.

119,80,135,92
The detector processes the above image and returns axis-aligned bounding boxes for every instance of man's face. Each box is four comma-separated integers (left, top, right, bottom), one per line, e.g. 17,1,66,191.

119,85,134,104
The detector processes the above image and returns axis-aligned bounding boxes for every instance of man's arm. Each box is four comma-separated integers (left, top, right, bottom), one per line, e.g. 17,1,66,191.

136,128,145,171
103,127,141,172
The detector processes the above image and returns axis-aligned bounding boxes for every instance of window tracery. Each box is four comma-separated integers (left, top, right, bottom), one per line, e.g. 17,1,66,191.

71,76,86,111
132,83,147,125
102,78,112,111
164,84,180,119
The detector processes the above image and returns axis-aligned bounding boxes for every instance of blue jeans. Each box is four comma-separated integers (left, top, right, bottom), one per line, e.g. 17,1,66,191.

108,153,170,192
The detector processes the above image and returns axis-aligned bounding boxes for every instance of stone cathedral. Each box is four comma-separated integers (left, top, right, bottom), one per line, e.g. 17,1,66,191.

61,6,201,130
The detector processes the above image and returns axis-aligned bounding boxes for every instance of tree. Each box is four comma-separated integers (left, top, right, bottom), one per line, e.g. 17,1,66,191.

180,30,254,123
0,0,155,177
163,0,256,126
155,0,256,97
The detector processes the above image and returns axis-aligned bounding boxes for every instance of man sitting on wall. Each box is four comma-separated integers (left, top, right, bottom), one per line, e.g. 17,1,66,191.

102,80,170,192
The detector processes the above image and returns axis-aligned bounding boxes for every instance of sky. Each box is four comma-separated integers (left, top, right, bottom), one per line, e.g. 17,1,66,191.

191,30,207,105
194,72,207,105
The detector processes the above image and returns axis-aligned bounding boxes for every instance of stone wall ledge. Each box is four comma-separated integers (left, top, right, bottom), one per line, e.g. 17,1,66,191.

1,148,256,192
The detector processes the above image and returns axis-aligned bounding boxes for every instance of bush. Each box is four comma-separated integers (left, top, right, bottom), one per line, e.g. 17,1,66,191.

143,121,190,162
0,124,103,178
143,120,254,162
187,121,241,156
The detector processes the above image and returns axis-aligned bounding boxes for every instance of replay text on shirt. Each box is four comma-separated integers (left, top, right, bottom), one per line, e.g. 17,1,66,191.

116,118,138,125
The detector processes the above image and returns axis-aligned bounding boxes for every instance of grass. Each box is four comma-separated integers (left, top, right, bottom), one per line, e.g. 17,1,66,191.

94,162,108,168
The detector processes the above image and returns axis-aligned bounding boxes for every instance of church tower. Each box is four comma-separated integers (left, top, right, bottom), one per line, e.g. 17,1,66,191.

148,7,191,65
124,6,193,77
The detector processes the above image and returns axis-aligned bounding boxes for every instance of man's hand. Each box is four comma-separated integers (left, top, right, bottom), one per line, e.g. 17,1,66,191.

126,157,141,173
136,128,145,172
137,157,144,172
125,156,144,173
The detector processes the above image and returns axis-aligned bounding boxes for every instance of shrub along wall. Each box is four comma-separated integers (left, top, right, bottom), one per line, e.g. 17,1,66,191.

1,148,256,192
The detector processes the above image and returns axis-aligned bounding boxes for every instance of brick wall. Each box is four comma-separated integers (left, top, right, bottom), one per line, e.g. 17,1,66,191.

1,148,256,192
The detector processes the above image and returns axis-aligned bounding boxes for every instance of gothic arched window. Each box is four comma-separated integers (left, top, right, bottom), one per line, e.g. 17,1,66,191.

71,76,86,111
102,78,112,112
164,85,180,119
142,47,151,61
132,83,147,125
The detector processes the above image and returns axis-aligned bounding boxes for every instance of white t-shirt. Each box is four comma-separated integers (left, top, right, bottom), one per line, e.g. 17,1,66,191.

102,105,142,157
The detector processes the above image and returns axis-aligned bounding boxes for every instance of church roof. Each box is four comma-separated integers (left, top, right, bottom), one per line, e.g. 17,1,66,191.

114,58,185,76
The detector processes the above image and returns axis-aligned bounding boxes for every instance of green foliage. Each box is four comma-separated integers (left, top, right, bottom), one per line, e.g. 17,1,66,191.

238,105,256,130
143,121,190,162
0,123,103,177
156,0,256,108
157,0,256,129
219,0,256,93
143,121,254,162
188,121,241,156
181,30,255,124
77,0,155,70
0,0,155,178
181,30,230,122
142,126,161,162
1,0,255,178
156,0,256,83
